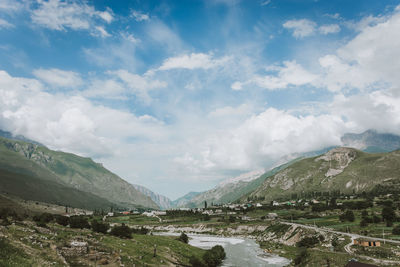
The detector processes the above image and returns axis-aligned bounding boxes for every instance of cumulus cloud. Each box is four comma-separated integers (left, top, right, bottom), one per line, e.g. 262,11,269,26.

159,53,229,70
317,9,400,91
232,61,317,90
33,68,83,88
283,19,316,38
0,70,166,157
31,0,113,36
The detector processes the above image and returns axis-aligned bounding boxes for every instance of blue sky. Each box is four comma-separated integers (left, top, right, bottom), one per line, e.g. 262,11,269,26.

1,0,400,200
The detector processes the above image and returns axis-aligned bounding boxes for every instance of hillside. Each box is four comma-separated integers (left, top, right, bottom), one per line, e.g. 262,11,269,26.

247,147,400,202
133,184,172,210
0,136,158,210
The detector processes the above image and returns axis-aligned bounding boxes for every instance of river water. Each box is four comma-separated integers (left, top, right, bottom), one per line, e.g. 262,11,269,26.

156,232,290,267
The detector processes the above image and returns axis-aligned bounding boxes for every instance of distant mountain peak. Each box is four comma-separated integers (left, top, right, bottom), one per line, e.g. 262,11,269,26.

341,129,400,152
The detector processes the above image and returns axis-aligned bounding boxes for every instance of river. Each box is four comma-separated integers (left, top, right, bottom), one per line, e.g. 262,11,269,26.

156,232,291,267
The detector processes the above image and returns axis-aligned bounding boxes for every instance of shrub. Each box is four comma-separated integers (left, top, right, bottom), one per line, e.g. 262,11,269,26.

360,219,368,227
392,225,400,235
55,215,69,226
189,255,206,267
294,247,308,265
91,220,109,234
178,232,189,244
69,216,90,229
110,223,131,238
202,245,226,267
297,236,319,248
339,210,355,222
131,226,148,235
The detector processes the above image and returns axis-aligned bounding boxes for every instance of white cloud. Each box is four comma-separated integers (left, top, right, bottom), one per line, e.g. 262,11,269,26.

0,18,13,28
131,10,149,22
318,24,340,34
159,53,229,70
93,26,110,38
0,0,24,12
109,70,167,103
260,0,271,6
31,0,112,36
33,68,83,88
317,8,400,91
283,19,316,38
233,61,317,90
0,70,166,158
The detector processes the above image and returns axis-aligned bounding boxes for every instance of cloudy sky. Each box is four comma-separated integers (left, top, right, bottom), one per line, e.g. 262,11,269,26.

1,0,400,199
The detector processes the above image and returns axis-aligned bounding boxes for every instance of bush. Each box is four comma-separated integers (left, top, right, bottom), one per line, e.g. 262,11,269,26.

55,215,69,226
131,226,149,235
91,220,109,234
297,236,319,248
294,247,308,265
178,232,189,244
69,216,90,229
189,255,206,267
203,245,226,267
339,210,355,222
110,223,131,238
360,219,368,227
392,225,400,235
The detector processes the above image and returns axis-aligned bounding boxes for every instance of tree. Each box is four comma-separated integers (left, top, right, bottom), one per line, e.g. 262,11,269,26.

69,216,90,229
339,210,355,222
55,215,69,226
203,245,225,267
178,232,189,244
91,220,109,234
392,225,400,235
382,206,396,222
110,223,131,238
204,201,208,209
294,247,308,265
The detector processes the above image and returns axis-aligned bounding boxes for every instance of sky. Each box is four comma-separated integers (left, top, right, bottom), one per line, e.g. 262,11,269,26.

1,0,400,200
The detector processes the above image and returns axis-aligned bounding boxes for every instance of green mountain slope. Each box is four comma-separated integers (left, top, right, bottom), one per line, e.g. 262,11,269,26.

0,137,158,210
247,147,400,202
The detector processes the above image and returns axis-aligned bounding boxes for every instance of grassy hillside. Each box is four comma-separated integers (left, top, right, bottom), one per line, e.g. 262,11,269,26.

0,137,158,210
248,147,400,202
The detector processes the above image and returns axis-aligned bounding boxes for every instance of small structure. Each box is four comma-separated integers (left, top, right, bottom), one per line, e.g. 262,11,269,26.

107,212,114,217
122,211,130,215
272,201,280,206
256,203,262,207
353,239,381,247
267,213,278,220
153,211,166,216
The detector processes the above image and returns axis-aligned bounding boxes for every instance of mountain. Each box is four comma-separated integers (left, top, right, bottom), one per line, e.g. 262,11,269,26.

246,147,400,202
341,129,400,153
0,135,158,210
133,184,172,210
0,129,44,146
171,192,202,208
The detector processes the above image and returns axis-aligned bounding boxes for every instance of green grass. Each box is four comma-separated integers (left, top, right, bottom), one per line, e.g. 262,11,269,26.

0,238,33,266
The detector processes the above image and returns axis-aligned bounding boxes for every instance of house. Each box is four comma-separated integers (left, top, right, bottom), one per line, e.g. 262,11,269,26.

272,201,280,206
107,212,114,217
256,203,262,207
353,239,381,247
153,211,166,216
122,211,130,215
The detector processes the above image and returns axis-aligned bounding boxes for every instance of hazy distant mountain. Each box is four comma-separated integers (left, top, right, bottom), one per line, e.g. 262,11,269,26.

171,191,202,208
341,129,400,152
0,136,158,210
133,184,172,210
246,147,400,202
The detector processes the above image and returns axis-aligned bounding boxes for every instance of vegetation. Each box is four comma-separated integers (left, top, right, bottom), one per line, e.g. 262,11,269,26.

110,223,132,238
178,232,189,243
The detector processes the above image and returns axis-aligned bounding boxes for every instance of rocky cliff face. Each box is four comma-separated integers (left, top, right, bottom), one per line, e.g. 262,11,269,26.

133,184,172,210
247,147,400,201
341,129,400,152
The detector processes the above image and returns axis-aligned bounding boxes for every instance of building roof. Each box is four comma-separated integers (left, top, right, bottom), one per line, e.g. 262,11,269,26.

345,261,379,267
